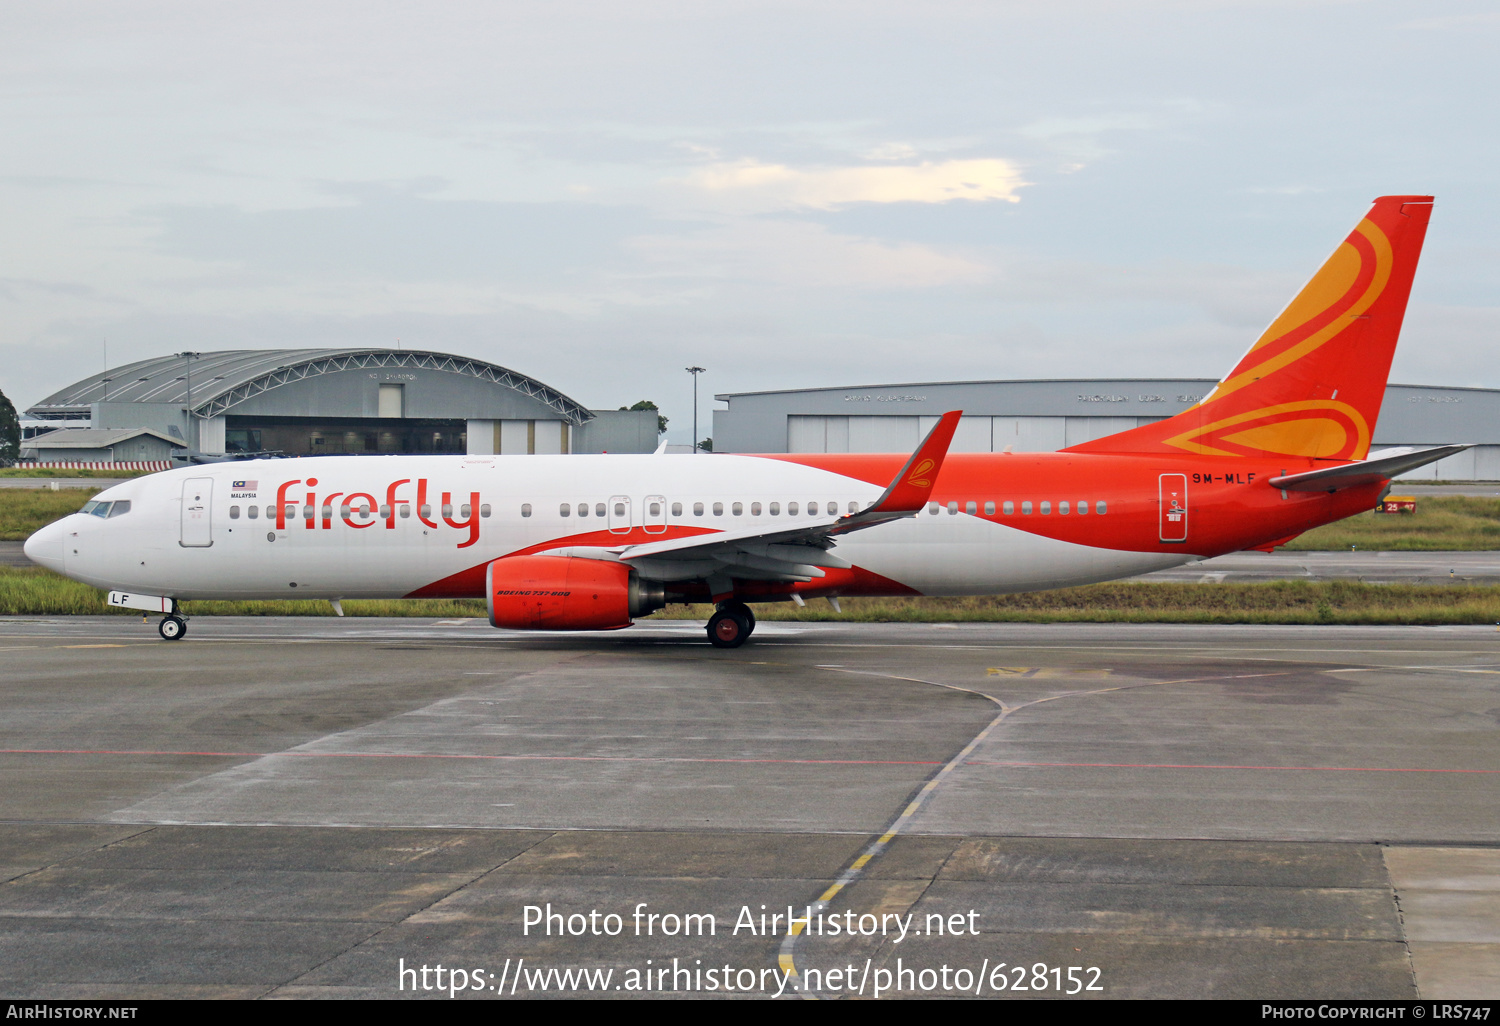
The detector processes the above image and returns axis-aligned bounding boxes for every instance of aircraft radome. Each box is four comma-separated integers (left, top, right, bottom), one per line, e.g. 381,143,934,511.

25,195,1466,647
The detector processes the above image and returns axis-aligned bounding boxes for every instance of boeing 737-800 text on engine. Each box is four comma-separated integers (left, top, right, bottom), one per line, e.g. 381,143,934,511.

24,195,1466,646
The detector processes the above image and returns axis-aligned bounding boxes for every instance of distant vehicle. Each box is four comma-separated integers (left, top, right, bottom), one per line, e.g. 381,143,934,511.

25,196,1465,646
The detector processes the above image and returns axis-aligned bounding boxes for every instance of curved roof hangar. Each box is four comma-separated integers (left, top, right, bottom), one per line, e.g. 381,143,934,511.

27,348,595,425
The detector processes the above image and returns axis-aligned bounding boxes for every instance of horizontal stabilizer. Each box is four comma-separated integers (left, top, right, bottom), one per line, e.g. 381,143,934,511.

1268,444,1471,492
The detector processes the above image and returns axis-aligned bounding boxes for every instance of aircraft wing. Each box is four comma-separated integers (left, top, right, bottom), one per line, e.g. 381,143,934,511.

604,411,962,590
1268,444,1472,492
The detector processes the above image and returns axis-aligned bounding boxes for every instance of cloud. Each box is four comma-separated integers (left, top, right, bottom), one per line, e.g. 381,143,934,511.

143,194,676,283
626,219,995,290
676,158,1027,212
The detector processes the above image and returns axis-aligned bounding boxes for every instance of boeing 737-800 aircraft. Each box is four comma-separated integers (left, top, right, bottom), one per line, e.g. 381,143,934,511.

25,195,1465,647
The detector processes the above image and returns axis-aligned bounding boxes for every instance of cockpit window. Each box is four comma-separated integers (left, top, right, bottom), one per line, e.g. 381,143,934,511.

78,499,130,518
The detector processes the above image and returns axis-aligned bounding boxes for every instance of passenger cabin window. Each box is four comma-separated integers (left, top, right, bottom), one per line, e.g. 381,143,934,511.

577,503,589,517
808,502,819,515
649,501,661,516
770,502,780,515
1078,501,1088,515
694,502,704,516
966,501,977,515
1098,501,1108,514
247,505,259,520
1040,501,1051,515
613,502,625,517
229,505,240,519
788,502,799,516
1002,501,1013,515
713,502,724,516
560,503,571,517
984,501,995,516
671,502,682,516
595,502,606,517
732,502,743,516
927,502,939,515
947,501,958,515
751,502,761,515
400,505,410,518
419,504,432,519
519,504,530,518
1059,501,1070,515
481,504,492,517
1022,501,1032,515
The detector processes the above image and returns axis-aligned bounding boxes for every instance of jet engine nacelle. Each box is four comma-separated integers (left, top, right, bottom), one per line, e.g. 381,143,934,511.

485,555,664,631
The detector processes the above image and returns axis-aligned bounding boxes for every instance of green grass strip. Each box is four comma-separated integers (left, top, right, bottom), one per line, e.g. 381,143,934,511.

0,490,101,540
0,468,152,478
2,567,1498,625
1285,496,1500,551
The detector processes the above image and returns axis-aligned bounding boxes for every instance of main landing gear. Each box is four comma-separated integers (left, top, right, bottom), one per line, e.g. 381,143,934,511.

157,614,187,641
706,601,756,649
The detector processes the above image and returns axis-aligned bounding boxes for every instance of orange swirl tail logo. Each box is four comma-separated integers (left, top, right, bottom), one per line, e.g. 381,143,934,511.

906,458,936,489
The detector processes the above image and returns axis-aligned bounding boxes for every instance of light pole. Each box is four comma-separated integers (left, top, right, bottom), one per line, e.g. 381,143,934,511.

685,366,706,453
178,351,200,452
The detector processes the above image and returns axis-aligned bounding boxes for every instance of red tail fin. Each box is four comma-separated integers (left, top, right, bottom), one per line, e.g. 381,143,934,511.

1066,195,1433,462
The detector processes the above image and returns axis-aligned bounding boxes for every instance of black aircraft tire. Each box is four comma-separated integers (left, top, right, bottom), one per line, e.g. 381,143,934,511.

158,615,187,641
707,609,750,648
718,601,756,637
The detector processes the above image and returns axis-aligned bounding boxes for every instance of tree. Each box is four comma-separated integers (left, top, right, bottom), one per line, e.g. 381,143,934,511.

698,437,713,453
0,386,19,462
619,400,668,435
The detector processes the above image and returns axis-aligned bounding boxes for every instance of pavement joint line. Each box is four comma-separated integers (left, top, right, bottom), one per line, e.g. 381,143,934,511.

1382,848,1424,998
962,761,1500,775
0,824,160,890
775,664,1338,998
0,748,949,767
778,667,1009,999
264,829,561,998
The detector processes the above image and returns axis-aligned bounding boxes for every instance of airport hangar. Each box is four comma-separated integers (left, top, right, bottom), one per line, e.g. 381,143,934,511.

21,348,659,460
713,378,1500,481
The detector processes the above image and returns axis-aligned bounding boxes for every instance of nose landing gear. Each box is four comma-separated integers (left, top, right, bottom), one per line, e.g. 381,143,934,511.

157,614,188,641
706,601,755,648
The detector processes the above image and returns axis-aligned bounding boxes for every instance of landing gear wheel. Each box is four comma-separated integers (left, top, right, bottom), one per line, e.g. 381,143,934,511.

707,608,751,648
158,615,187,641
719,601,755,637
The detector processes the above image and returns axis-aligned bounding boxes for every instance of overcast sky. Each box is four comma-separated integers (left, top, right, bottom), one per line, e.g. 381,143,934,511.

2,1,1497,444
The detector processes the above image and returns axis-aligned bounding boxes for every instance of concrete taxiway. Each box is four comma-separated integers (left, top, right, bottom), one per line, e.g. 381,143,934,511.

0,617,1497,999
8,541,1500,581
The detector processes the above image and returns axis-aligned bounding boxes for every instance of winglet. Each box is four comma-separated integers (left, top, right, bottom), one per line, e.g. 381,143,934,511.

867,410,962,514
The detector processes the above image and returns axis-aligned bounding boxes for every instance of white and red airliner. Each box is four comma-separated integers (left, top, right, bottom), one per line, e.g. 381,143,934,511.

25,195,1465,646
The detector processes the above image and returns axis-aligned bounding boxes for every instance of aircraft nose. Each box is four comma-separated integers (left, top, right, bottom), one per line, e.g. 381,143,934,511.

23,521,66,574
